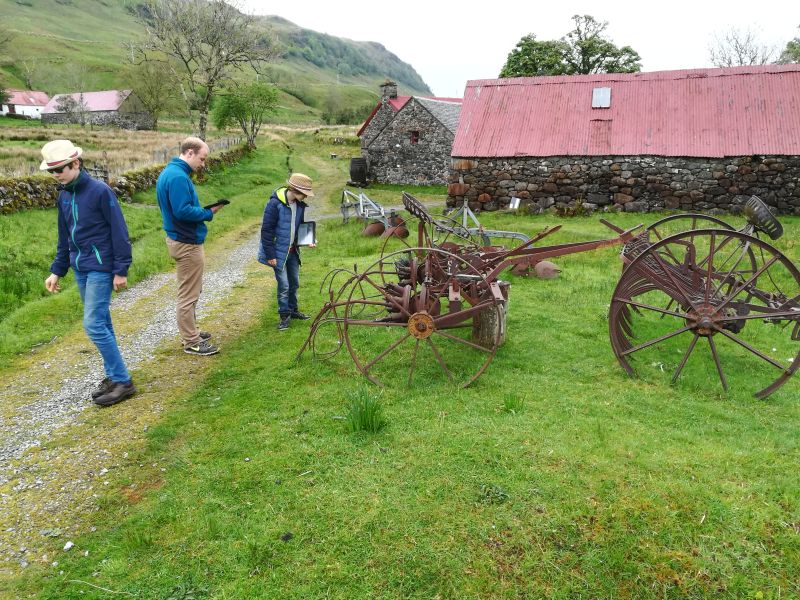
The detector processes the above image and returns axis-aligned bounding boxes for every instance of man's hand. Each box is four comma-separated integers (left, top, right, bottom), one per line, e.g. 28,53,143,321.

210,204,224,214
45,274,61,293
267,258,277,267
113,275,128,291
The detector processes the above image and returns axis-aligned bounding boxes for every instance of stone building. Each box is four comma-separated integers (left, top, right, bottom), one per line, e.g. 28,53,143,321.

448,65,800,215
42,90,155,130
358,81,462,185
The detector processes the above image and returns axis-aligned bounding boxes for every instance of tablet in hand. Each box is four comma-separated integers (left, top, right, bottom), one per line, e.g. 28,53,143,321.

204,199,231,210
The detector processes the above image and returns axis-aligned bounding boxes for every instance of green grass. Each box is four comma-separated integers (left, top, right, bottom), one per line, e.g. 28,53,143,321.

7,209,800,598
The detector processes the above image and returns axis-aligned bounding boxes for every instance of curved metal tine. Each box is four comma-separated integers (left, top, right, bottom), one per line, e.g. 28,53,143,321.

426,337,454,383
716,328,788,371
704,232,717,304
707,335,729,391
408,339,420,387
671,333,700,384
648,246,702,313
619,325,693,357
362,332,412,373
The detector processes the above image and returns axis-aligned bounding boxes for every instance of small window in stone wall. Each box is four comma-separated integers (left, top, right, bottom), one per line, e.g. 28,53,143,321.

410,131,420,145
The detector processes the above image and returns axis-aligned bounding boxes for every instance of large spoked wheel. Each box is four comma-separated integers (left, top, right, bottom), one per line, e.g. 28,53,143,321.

645,213,735,240
610,229,800,399
343,247,503,388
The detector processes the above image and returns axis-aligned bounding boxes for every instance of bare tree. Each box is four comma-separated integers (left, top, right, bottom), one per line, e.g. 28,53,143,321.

133,0,277,140
709,28,777,67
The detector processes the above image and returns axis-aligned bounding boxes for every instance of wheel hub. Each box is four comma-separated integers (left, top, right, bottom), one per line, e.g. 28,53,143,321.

687,306,719,336
408,312,435,339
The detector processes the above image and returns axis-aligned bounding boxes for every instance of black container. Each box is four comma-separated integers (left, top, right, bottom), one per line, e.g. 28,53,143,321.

349,156,367,185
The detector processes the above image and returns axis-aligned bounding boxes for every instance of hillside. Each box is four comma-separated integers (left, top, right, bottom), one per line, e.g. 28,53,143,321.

0,0,432,122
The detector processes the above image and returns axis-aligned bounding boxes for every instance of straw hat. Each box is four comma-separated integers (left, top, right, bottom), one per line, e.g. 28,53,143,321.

40,139,83,171
286,173,314,197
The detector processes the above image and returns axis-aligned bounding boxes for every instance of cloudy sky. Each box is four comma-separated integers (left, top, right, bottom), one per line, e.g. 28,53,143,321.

240,0,799,97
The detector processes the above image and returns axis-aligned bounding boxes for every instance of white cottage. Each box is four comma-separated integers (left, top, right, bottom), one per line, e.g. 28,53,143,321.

1,89,50,119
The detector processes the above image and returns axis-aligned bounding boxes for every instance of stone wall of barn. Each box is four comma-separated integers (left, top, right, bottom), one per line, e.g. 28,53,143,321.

363,100,454,185
360,102,396,149
42,110,155,130
447,155,800,215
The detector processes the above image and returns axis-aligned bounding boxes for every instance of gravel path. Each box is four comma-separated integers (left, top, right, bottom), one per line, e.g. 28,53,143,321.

0,235,260,487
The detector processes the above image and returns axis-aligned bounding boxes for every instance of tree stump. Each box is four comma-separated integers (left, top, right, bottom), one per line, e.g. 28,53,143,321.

472,282,510,348
472,300,507,348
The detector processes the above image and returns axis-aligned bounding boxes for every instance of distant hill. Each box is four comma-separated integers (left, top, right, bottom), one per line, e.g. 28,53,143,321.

0,0,433,123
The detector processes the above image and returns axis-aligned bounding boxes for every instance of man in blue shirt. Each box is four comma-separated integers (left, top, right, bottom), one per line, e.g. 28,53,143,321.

43,139,136,407
156,137,224,355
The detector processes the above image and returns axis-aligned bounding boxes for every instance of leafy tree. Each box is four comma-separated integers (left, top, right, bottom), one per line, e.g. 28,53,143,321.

499,35,570,77
777,27,800,64
0,85,8,107
561,15,641,74
212,83,278,149
122,59,181,129
133,0,278,140
500,15,641,78
709,27,776,67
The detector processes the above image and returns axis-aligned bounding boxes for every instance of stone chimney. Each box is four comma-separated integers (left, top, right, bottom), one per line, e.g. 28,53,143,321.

380,80,398,100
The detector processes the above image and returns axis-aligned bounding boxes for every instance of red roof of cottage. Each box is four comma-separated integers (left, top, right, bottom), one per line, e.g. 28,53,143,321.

452,65,800,158
5,89,50,107
357,95,462,137
43,90,132,113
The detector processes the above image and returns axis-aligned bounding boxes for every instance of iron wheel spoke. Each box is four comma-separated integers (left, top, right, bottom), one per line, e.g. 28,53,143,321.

620,325,693,357
707,336,729,391
671,333,699,384
716,328,788,371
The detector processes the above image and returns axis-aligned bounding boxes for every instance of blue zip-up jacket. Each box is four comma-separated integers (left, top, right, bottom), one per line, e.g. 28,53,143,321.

50,170,132,277
258,187,307,269
155,157,213,244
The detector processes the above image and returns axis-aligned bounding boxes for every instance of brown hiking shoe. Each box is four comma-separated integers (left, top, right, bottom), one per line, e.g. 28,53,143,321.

94,381,137,407
91,377,113,400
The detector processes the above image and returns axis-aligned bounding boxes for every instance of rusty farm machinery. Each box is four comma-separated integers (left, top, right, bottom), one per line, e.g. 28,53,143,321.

299,193,799,398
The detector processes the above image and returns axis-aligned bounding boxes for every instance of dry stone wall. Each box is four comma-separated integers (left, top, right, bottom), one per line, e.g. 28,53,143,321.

42,111,155,130
0,145,250,214
447,155,800,215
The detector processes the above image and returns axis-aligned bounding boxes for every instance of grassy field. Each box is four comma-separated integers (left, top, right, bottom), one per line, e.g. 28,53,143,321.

4,167,800,597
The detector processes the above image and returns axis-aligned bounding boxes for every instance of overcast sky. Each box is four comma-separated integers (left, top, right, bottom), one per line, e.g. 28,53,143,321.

240,0,799,97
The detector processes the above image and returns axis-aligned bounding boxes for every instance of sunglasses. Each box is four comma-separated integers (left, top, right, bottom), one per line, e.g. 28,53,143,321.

47,163,71,174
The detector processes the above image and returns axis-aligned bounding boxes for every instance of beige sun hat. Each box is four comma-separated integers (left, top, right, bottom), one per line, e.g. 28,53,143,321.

39,139,83,171
286,173,314,197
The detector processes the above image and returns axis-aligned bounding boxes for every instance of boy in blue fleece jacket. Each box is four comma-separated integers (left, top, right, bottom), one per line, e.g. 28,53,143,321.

43,140,136,407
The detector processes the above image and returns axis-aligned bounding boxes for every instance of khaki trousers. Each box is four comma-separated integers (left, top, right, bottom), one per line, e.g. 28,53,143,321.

166,237,204,347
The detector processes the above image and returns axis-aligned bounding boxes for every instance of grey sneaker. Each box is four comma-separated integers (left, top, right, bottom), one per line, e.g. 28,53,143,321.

278,315,291,331
94,381,136,407
91,377,113,399
199,331,212,340
290,310,310,320
184,340,220,355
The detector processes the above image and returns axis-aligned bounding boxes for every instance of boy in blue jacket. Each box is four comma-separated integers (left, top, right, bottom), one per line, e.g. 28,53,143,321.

258,173,315,331
42,140,136,407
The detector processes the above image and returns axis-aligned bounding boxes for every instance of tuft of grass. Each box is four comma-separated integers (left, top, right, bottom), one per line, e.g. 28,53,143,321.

477,483,510,505
344,387,387,434
503,394,526,414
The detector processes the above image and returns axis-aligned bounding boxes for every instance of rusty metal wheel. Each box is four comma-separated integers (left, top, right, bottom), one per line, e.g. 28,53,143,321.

342,247,503,388
609,229,800,399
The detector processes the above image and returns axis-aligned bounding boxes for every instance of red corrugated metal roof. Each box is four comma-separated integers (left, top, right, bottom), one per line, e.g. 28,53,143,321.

5,89,50,106
357,95,463,137
43,90,132,113
453,65,800,158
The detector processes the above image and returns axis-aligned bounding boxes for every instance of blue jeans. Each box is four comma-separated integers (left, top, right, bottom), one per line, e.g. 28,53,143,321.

273,252,300,316
74,270,131,384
